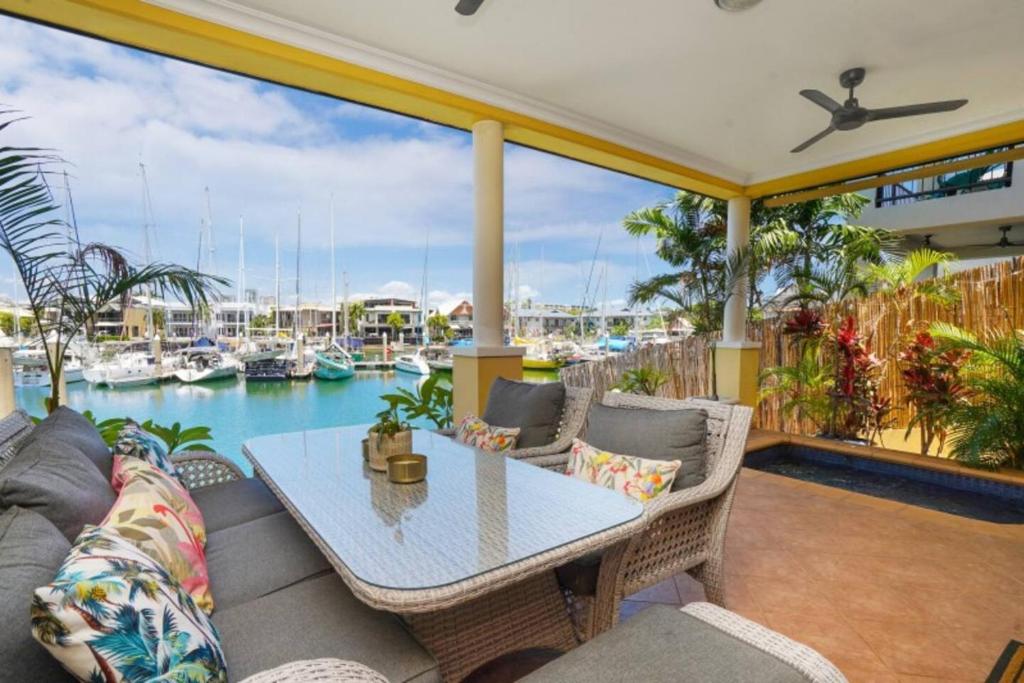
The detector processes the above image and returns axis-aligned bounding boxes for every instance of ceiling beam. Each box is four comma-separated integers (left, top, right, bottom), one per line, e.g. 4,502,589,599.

762,146,1024,208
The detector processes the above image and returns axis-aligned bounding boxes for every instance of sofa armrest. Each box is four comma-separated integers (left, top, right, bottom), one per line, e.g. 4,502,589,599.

171,451,245,490
239,658,388,683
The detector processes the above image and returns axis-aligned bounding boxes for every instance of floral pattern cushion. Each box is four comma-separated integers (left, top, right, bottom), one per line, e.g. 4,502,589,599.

32,525,227,683
113,422,180,488
102,459,213,613
566,438,681,502
454,414,520,452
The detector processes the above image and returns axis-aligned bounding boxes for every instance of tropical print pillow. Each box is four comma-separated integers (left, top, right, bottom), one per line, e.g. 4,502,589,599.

113,422,180,487
566,438,681,502
32,525,227,683
455,414,520,452
102,459,213,613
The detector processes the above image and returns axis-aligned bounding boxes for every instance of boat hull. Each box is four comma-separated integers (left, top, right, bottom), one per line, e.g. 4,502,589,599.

173,366,238,384
313,365,355,380
395,361,430,376
522,358,565,370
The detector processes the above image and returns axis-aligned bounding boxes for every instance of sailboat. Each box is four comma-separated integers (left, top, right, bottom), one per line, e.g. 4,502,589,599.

314,342,355,380
173,337,239,383
286,210,316,379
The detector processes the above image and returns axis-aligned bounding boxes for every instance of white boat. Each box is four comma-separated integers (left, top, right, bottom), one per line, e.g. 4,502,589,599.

85,351,161,388
235,339,283,365
173,344,240,384
14,348,86,386
395,349,431,375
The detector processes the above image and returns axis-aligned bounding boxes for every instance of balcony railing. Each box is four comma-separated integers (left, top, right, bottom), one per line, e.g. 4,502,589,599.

875,157,1013,207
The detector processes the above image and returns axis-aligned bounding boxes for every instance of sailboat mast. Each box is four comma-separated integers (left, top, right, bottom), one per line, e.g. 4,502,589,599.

330,195,337,341
342,271,350,348
294,210,301,339
202,187,218,339
274,232,281,336
602,261,608,358
238,215,246,339
139,163,155,340
420,227,430,346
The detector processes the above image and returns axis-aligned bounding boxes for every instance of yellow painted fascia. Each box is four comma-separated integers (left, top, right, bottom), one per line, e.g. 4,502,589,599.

0,0,743,199
745,119,1024,199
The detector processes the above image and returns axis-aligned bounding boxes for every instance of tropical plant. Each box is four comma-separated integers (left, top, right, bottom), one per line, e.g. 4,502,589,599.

380,374,454,430
249,313,272,330
624,192,749,400
139,420,215,454
930,323,1024,469
426,312,450,340
385,311,405,339
899,330,970,456
610,321,631,337
344,300,365,334
369,398,413,445
83,410,129,447
0,112,227,412
615,366,668,396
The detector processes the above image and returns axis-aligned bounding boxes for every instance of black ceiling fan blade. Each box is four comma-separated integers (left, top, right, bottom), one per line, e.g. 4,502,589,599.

799,89,842,113
455,0,485,15
867,99,968,122
790,125,835,153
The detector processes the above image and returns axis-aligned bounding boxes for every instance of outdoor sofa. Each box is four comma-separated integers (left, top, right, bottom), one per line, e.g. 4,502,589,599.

0,407,442,683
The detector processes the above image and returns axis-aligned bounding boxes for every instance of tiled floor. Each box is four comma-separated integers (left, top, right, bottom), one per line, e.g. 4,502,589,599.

619,467,1024,682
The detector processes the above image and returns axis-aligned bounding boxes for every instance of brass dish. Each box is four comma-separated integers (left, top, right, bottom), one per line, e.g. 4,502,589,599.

386,453,427,484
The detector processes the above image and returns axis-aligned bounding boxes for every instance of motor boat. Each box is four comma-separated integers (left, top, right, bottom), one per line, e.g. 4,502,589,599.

84,349,165,388
13,348,86,386
313,343,356,380
640,329,672,346
394,349,431,375
244,358,290,381
173,339,240,384
235,339,283,365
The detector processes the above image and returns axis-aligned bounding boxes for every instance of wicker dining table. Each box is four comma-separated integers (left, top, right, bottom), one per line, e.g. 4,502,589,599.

243,426,645,682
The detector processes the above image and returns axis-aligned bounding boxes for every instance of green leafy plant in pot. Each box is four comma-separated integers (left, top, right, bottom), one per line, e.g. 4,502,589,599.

367,399,414,472
380,375,453,430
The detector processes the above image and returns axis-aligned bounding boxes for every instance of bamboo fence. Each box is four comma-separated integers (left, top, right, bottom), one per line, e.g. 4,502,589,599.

561,256,1024,436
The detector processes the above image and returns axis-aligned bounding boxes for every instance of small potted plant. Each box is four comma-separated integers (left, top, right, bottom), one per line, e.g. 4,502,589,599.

367,399,413,472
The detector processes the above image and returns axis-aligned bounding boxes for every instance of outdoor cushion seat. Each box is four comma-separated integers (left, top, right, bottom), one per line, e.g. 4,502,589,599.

33,406,114,481
521,603,844,683
586,403,708,490
213,572,441,683
482,377,566,448
0,428,116,541
204,510,332,611
189,476,284,532
0,507,73,683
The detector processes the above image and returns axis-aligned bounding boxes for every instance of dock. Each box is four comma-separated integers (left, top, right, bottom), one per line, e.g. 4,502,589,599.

354,360,395,371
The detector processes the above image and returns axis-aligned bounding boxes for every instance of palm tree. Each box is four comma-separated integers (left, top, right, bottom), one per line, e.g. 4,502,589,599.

0,112,227,411
624,192,749,399
345,300,366,335
386,311,405,340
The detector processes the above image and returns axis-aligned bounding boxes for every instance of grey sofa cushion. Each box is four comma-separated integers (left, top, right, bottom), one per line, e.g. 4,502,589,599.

521,603,810,683
214,572,440,683
32,407,113,481
0,434,116,541
586,403,708,490
189,477,284,533
0,507,74,683
205,510,331,611
482,378,566,448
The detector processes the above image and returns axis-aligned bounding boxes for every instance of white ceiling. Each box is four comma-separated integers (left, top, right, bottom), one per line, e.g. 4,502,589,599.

152,0,1024,186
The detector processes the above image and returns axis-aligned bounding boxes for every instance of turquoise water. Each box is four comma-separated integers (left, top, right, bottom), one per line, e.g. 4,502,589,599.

15,368,558,469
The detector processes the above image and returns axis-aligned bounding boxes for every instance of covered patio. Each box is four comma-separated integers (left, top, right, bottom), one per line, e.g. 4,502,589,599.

1,1,1023,682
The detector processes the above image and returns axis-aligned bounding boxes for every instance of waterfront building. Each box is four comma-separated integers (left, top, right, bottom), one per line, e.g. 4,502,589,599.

356,297,424,343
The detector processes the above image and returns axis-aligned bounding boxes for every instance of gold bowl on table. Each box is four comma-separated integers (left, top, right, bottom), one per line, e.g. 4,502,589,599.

386,454,427,484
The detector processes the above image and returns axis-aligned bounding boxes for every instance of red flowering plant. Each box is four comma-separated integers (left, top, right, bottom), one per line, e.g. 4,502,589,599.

899,330,970,456
825,316,891,442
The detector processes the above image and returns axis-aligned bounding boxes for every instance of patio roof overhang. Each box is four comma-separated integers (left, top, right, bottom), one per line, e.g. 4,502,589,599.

4,0,1023,202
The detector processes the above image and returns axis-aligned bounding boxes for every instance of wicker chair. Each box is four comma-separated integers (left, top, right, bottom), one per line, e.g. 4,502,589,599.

561,392,753,641
441,385,593,467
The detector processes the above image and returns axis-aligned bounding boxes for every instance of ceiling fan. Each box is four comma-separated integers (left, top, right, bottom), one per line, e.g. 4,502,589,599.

455,0,485,16
957,225,1024,250
791,67,968,153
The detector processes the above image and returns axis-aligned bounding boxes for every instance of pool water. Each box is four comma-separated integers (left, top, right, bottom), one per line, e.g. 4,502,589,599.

17,367,558,470
745,446,1024,524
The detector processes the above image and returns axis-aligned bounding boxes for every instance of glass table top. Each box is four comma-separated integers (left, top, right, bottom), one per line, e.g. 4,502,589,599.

243,426,643,592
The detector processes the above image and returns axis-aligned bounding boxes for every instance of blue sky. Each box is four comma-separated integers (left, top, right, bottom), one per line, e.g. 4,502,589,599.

0,14,675,312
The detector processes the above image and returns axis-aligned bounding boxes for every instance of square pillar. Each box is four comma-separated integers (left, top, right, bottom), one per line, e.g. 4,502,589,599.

453,347,524,421
714,342,760,407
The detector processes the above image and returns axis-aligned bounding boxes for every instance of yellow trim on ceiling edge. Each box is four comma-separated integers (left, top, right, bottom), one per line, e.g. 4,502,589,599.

745,119,1024,199
3,0,1021,202
0,0,745,198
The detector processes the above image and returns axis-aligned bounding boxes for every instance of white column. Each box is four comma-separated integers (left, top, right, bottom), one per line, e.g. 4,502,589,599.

723,196,751,344
472,120,504,349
